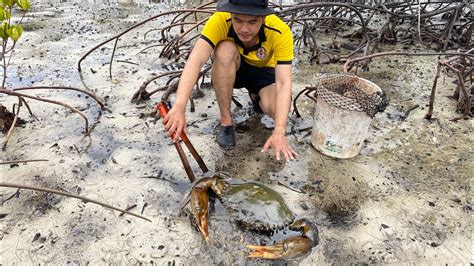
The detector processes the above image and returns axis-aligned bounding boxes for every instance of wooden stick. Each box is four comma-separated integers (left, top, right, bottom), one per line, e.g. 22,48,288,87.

0,89,90,133
2,98,22,150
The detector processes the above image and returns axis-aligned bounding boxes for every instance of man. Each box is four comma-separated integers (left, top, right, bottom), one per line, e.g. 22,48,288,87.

163,0,298,161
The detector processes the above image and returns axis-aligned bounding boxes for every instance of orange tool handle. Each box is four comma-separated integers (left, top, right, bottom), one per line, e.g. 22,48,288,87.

156,101,195,182
157,101,170,118
157,101,177,139
156,101,209,174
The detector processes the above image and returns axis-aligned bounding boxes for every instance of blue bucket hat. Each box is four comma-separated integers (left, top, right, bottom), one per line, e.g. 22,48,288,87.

217,0,274,16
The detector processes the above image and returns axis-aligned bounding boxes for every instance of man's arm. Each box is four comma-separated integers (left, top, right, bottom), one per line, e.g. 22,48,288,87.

261,63,298,161
273,64,292,136
163,38,213,142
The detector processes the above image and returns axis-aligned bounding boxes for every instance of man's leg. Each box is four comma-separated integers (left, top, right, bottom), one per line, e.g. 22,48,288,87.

245,65,276,116
257,83,278,119
211,41,240,126
211,41,240,149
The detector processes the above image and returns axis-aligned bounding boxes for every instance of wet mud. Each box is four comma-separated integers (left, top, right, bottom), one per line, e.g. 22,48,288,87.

1,0,472,264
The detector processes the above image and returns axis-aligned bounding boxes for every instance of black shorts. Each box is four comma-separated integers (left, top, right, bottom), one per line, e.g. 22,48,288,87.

234,59,275,95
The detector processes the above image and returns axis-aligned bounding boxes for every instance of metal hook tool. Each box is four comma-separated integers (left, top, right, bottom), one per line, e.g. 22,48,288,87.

156,101,209,183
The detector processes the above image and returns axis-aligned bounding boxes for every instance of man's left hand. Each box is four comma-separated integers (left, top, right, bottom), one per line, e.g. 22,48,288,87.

261,132,298,161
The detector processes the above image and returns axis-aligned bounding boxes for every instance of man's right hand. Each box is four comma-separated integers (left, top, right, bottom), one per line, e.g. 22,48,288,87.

163,105,186,142
161,38,212,142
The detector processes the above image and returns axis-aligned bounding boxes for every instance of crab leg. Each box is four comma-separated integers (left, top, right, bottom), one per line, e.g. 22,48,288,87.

246,219,319,259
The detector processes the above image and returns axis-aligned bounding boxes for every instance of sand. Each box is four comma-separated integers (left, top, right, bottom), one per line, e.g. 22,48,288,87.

1,0,472,264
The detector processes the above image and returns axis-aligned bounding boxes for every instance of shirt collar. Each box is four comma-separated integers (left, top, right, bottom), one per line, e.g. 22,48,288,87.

227,24,266,55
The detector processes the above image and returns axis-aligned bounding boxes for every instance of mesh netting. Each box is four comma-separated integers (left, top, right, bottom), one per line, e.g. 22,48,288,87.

312,74,388,118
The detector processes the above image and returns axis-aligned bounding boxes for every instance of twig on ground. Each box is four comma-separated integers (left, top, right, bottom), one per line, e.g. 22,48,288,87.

0,159,49,165
1,188,20,205
0,182,152,222
119,204,137,217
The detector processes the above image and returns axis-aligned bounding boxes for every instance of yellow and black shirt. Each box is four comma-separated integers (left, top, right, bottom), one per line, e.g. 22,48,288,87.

200,12,293,68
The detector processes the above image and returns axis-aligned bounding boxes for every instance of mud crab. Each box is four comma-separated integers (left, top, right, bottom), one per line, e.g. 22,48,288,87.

180,172,319,259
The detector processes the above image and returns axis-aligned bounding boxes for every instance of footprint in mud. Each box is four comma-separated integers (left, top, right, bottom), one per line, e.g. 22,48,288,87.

24,230,61,264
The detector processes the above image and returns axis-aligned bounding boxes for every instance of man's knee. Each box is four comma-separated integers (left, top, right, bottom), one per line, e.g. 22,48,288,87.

213,41,240,67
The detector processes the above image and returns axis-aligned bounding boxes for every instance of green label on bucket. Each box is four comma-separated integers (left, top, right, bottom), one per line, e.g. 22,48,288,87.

325,140,342,153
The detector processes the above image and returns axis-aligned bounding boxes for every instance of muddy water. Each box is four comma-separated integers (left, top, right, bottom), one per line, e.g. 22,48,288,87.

1,0,472,264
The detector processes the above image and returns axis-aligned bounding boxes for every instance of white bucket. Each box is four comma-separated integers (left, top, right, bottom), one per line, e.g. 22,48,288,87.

311,77,381,159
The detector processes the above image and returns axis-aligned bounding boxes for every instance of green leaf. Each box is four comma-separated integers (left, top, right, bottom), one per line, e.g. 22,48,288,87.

18,0,28,11
5,9,9,19
7,24,21,42
0,22,8,40
0,8,4,21
4,0,12,7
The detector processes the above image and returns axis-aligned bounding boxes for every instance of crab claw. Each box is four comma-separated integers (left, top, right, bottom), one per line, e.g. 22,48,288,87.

247,219,319,259
246,236,312,259
191,187,209,241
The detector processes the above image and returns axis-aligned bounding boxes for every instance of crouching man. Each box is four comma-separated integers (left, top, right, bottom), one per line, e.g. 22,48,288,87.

163,0,297,161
